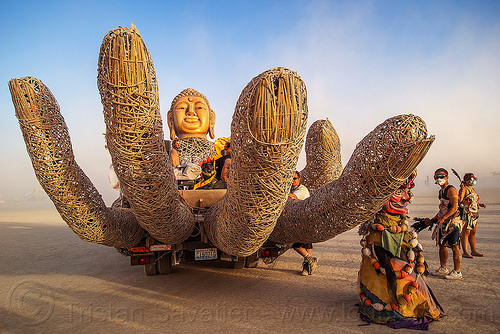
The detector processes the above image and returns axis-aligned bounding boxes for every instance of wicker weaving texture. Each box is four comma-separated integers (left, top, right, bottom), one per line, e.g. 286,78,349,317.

9,77,144,247
97,25,195,244
300,119,342,192
204,67,308,256
10,24,435,257
270,114,434,244
177,137,215,164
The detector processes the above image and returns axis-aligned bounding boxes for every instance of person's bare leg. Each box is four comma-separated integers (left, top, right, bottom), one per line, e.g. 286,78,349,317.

295,247,309,257
470,225,483,256
452,245,462,272
461,228,473,257
439,246,448,269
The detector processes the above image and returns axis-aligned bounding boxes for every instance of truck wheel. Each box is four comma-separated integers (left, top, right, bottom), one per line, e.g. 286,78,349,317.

232,257,246,269
144,261,157,276
245,252,259,268
157,252,173,274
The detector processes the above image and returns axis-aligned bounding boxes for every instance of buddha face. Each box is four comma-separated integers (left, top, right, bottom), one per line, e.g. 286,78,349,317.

168,92,216,140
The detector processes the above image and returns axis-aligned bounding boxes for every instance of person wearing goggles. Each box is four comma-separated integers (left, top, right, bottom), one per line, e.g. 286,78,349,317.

459,173,486,258
430,168,463,279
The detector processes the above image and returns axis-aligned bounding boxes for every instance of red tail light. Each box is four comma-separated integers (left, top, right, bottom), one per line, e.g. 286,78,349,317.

261,248,272,257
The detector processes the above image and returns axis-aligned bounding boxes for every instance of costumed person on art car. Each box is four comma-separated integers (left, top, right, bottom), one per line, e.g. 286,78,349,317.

214,142,231,189
358,171,443,330
459,173,486,258
193,158,218,190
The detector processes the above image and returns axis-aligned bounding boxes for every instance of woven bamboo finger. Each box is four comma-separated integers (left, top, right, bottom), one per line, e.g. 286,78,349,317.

270,114,434,244
204,67,308,256
9,77,144,248
300,119,342,192
97,25,195,244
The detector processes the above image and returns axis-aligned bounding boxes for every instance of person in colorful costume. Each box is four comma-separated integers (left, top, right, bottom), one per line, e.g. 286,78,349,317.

459,172,486,258
430,168,463,279
214,142,231,189
358,172,443,329
193,158,218,190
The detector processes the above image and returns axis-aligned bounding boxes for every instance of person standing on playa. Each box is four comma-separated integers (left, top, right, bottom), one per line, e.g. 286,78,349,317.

459,173,486,258
430,168,463,279
288,171,317,276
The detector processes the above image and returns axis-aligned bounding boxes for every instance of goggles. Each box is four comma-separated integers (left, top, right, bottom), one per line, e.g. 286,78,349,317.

434,174,447,180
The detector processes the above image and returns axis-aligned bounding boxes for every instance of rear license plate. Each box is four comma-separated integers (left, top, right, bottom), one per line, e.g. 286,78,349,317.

150,244,171,251
195,248,218,260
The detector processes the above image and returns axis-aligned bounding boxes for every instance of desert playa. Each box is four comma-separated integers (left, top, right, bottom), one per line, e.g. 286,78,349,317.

1,187,499,333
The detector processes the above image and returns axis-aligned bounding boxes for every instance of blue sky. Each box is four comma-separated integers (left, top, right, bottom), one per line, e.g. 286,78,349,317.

1,0,499,202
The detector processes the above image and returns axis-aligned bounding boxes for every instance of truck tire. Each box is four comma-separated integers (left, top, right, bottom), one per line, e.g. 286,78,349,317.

157,252,173,274
245,252,259,268
144,261,157,276
232,257,246,269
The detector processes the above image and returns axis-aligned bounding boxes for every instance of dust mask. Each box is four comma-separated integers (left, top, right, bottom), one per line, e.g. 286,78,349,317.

436,178,446,186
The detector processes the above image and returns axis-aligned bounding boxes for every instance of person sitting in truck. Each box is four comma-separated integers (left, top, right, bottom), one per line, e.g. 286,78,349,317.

194,159,217,189
214,142,231,189
170,138,180,167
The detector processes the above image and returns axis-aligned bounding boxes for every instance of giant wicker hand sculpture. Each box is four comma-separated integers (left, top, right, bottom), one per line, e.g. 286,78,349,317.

9,25,434,257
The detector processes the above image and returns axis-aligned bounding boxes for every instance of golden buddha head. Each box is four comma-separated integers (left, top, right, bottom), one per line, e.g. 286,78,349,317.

167,88,216,140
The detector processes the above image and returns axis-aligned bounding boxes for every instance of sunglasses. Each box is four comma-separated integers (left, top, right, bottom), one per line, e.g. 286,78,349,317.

293,177,299,180
434,174,447,180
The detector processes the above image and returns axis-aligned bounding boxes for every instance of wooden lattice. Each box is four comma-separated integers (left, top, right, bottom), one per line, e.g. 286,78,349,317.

300,119,342,192
10,24,435,258
9,77,144,247
176,137,215,165
97,25,195,244
270,114,434,244
204,67,308,256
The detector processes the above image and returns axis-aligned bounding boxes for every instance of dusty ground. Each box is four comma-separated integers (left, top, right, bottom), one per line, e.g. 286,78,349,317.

1,188,499,333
